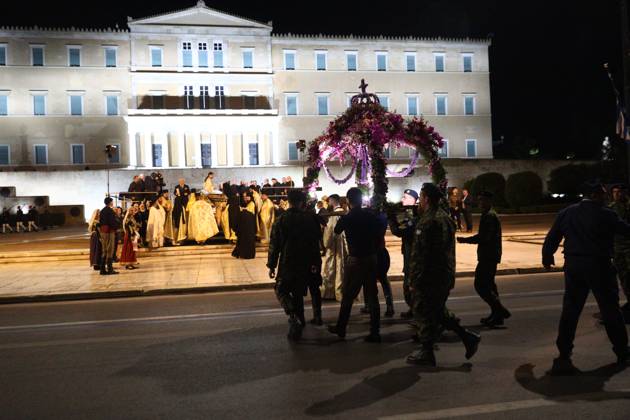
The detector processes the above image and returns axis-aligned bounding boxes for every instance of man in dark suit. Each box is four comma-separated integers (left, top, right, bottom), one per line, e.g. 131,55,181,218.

462,188,473,232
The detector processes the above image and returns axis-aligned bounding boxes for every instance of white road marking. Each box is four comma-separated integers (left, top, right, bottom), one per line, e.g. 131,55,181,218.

0,289,566,333
380,389,630,419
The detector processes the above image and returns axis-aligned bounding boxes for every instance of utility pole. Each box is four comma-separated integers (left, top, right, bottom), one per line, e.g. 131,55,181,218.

621,0,630,181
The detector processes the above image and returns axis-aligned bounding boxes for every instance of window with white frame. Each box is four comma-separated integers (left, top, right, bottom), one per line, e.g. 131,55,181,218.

376,52,387,71
213,42,223,68
34,144,47,164
32,94,46,116
466,139,477,157
31,45,44,66
150,47,162,67
406,95,419,116
435,94,448,115
315,50,327,71
378,94,389,110
434,52,445,72
316,94,329,115
284,50,296,70
346,94,354,108
68,46,81,67
0,94,8,116
184,85,194,109
200,85,209,109
71,144,85,164
288,141,299,161
215,85,225,109
105,94,119,116
198,42,208,67
405,52,416,72
464,95,475,115
242,48,253,69
182,42,192,67
247,138,259,165
104,47,117,67
286,93,298,115
438,139,449,158
462,53,473,72
346,51,357,71
0,145,9,165
0,44,6,66
69,94,83,116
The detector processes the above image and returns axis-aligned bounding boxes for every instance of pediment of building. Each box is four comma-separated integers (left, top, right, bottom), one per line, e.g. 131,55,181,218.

128,1,271,29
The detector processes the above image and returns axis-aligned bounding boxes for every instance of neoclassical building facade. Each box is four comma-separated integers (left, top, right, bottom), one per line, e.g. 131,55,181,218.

0,1,491,174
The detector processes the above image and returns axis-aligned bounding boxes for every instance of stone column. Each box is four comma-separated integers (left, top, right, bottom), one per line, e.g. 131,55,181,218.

144,131,153,168
227,133,235,167
257,131,265,166
193,131,202,168
242,132,249,166
160,131,170,168
271,127,280,166
210,133,218,167
177,132,186,167
127,129,137,168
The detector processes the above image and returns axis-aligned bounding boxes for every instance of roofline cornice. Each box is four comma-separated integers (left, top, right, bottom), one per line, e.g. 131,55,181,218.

272,33,491,45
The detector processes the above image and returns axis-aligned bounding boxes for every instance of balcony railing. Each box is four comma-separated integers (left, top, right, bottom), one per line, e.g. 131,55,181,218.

130,95,274,111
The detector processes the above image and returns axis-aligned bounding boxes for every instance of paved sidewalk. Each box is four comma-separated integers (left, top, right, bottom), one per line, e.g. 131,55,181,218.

0,238,562,303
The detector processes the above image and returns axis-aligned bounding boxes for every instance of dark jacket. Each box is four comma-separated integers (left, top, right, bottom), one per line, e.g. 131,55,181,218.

543,199,630,264
99,206,120,231
267,207,322,279
388,207,417,274
459,208,502,263
334,207,380,257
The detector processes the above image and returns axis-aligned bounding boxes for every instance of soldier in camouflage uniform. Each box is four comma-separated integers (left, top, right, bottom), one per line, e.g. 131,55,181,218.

267,190,323,341
458,191,511,327
406,183,481,367
609,184,630,316
388,189,419,319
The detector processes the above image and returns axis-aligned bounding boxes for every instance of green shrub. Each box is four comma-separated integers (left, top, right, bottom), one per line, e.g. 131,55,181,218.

505,171,543,208
547,164,592,195
471,172,506,206
463,178,475,193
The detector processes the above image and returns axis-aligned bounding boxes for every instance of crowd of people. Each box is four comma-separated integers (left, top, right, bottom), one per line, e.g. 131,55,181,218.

88,172,306,275
86,169,630,370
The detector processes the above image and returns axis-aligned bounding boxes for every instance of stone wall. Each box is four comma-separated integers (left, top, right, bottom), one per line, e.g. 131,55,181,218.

0,159,592,222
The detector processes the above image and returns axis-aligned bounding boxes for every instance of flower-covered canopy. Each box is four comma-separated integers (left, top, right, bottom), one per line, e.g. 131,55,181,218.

304,79,447,210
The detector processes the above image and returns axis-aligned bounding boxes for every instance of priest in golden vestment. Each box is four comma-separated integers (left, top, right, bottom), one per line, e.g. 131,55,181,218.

320,194,348,301
187,194,219,244
257,188,275,243
161,190,175,244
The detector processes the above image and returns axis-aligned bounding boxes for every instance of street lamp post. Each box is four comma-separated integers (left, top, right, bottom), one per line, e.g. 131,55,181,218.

297,139,307,184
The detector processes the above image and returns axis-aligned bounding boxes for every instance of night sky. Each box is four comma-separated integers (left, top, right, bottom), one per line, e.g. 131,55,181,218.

2,0,625,159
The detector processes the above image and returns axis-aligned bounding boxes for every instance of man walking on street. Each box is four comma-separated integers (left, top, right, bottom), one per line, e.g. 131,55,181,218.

543,181,630,374
406,183,481,367
328,187,382,342
458,191,511,327
268,190,323,340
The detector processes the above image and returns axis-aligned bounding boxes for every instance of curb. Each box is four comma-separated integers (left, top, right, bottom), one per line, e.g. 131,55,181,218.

0,266,563,305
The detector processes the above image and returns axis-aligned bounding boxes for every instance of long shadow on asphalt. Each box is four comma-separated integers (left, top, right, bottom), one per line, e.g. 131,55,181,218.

304,363,472,416
116,318,478,402
515,362,630,401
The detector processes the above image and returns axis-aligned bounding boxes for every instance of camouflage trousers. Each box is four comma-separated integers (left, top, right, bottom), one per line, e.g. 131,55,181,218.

613,251,630,300
412,286,460,346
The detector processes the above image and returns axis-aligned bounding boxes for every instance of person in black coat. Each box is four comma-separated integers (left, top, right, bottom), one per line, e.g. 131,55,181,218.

461,188,474,232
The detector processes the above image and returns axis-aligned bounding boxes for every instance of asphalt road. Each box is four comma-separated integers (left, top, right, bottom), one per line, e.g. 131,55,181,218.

1,272,629,419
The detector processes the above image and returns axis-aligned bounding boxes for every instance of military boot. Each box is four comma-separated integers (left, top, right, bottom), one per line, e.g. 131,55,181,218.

548,356,579,376
406,345,436,366
310,306,323,326
107,262,119,275
452,324,481,359
287,315,303,341
384,295,395,318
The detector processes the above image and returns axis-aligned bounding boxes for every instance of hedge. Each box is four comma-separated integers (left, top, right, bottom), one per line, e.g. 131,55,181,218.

470,172,507,207
505,171,543,208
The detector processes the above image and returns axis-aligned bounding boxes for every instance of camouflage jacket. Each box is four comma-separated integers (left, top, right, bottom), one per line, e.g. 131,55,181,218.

609,200,630,251
267,207,322,279
408,207,456,291
459,208,502,263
